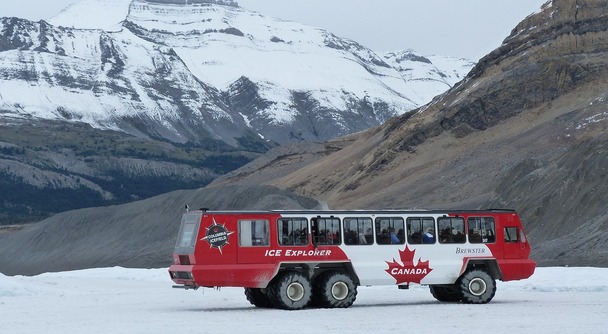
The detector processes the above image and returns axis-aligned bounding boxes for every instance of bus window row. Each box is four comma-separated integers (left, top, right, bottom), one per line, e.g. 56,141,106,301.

240,216,497,247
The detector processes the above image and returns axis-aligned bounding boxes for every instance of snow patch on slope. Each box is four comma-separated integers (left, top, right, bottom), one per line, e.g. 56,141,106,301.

49,0,132,30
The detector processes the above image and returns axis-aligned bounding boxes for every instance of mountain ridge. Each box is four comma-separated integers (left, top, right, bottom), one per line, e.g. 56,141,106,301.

0,0,472,224
2,0,474,146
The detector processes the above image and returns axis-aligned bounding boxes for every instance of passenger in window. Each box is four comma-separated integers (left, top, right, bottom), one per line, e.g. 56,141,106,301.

356,232,366,244
326,230,337,244
439,227,452,243
365,228,373,243
344,229,355,244
397,229,405,243
389,228,400,244
469,228,482,243
423,227,435,244
301,229,309,245
292,229,302,245
452,227,465,243
483,228,495,243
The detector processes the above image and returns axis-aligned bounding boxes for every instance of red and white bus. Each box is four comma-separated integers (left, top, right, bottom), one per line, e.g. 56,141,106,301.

169,209,535,309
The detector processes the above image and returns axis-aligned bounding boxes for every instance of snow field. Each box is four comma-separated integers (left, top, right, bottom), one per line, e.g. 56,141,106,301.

1,267,607,333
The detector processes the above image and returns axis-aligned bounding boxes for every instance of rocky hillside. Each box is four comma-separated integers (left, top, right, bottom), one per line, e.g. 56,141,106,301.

0,119,264,224
215,0,608,267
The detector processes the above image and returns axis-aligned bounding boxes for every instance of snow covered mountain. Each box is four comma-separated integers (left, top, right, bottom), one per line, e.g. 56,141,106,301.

0,0,473,224
1,0,473,146
383,51,474,105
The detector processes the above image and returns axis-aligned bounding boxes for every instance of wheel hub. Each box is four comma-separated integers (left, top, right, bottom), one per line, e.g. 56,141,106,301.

286,282,305,301
331,281,349,300
468,277,487,296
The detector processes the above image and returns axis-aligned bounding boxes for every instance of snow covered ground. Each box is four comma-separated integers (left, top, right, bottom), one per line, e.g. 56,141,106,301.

1,267,607,333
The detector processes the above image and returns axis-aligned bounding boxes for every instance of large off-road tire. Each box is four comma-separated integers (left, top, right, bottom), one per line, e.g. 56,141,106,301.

244,288,273,308
457,269,496,304
429,284,462,302
312,271,357,308
267,271,312,310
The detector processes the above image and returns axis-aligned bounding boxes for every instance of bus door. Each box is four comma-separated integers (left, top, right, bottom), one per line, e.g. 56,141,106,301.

503,226,526,259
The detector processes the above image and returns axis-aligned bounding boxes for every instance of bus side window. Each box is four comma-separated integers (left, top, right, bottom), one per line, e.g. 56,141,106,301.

407,217,436,244
312,217,341,245
438,217,465,244
504,227,519,243
468,217,496,244
278,218,309,246
239,219,269,246
421,218,435,244
375,217,405,245
343,217,373,245
407,218,422,244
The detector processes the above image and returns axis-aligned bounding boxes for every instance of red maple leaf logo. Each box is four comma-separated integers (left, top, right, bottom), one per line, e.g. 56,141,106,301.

385,245,433,284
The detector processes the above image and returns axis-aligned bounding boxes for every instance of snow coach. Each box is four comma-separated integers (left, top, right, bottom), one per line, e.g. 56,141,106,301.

169,209,535,309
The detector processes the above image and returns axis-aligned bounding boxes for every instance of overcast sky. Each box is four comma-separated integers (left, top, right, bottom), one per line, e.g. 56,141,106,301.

3,0,547,60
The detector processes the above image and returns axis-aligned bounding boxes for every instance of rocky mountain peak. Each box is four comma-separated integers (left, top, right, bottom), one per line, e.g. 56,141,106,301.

143,0,238,6
407,0,608,141
2,0,473,148
474,0,608,81
511,0,608,33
